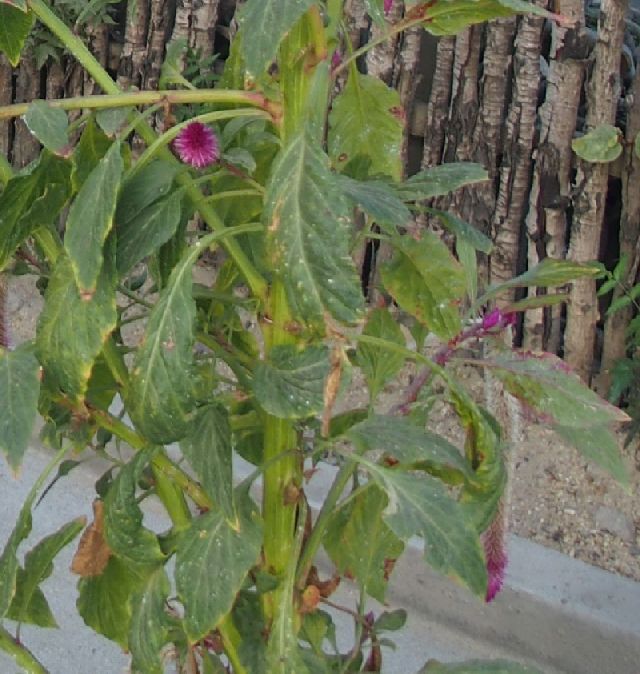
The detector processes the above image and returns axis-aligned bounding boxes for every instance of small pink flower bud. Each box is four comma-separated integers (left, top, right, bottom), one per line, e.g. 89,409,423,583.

384,0,393,14
482,308,502,330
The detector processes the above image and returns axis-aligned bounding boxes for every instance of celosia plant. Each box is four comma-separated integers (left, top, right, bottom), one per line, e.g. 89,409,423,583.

0,1,629,673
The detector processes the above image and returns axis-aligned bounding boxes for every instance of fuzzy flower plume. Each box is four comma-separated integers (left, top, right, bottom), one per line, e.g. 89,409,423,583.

482,499,508,602
482,307,517,331
384,0,394,13
173,122,219,169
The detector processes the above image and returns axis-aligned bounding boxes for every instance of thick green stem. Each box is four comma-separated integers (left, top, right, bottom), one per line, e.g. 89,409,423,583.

151,457,192,529
295,459,357,589
0,89,276,121
28,0,268,302
0,626,48,674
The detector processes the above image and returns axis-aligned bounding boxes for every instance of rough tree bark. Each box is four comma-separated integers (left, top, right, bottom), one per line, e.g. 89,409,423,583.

522,0,587,351
13,57,40,168
0,56,12,159
490,10,546,302
564,0,628,382
597,70,640,392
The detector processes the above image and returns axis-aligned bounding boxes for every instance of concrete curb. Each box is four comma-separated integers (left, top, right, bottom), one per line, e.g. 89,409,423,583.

1,444,638,673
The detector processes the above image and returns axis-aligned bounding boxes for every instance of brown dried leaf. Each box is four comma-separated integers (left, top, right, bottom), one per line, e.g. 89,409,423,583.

71,499,112,577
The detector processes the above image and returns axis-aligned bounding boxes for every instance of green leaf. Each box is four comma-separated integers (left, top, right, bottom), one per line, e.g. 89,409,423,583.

481,258,604,302
457,239,478,302
129,567,173,674
7,518,84,626
96,108,131,137
103,448,165,567
64,142,124,296
364,0,387,26
253,344,329,419
572,125,622,163
420,659,543,673
426,208,493,254
485,351,629,483
421,0,549,36
0,5,33,66
0,506,32,620
127,243,201,444
265,132,364,327
116,191,182,278
0,344,40,471
399,163,489,200
374,608,407,632
175,492,262,642
36,251,117,403
381,232,466,340
7,570,55,627
181,403,235,520
238,0,317,77
23,101,69,154
0,152,71,272
356,458,487,598
324,484,404,602
347,415,472,484
356,308,406,401
504,293,569,312
116,160,182,226
329,73,403,181
77,556,145,649
71,117,113,191
336,174,412,226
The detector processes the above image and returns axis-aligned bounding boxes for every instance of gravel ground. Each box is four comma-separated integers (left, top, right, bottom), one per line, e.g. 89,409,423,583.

6,273,639,582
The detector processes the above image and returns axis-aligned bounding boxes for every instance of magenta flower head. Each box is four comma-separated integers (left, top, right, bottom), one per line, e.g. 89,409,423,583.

482,307,502,330
331,49,342,70
384,0,394,13
173,122,219,169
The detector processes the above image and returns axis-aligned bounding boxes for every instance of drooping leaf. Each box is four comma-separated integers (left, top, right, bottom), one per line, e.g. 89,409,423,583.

347,415,472,483
419,659,543,673
399,163,489,200
504,293,569,312
364,0,387,26
237,0,317,77
324,484,404,602
0,5,33,66
355,457,487,598
181,403,235,520
129,567,173,674
421,0,549,36
355,308,406,401
36,251,117,403
572,124,622,163
426,208,493,254
103,448,166,568
127,242,200,444
336,174,412,226
0,505,32,620
381,232,466,340
64,142,124,296
265,132,364,327
253,344,329,419
7,517,85,626
77,556,145,649
374,608,407,632
329,72,403,181
175,491,262,642
480,258,604,302
71,117,113,191
0,152,71,272
23,100,69,154
116,191,182,278
484,351,629,483
0,344,41,471
7,570,55,627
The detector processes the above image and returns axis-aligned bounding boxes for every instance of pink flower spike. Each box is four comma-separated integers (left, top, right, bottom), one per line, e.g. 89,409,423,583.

384,0,393,13
331,49,342,70
483,503,508,603
482,307,502,330
504,311,517,327
173,122,219,169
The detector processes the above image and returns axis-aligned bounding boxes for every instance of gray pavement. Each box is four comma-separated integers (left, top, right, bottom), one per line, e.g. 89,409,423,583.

1,442,638,673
